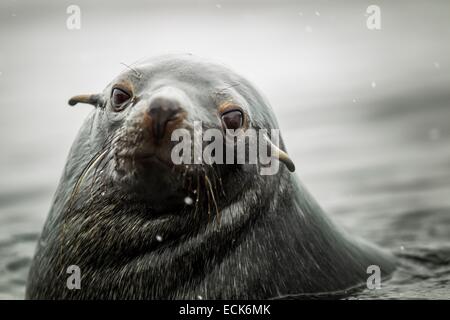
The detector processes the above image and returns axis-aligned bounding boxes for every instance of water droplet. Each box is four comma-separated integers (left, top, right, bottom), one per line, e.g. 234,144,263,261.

400,245,405,251
352,98,357,103
184,196,194,206
216,4,222,9
305,26,313,33
433,62,440,69
315,11,320,16
156,235,163,242
197,295,203,300
101,191,106,196
298,12,303,16
371,81,377,88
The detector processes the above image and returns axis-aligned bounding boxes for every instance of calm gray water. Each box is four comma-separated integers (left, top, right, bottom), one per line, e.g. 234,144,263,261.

0,0,449,299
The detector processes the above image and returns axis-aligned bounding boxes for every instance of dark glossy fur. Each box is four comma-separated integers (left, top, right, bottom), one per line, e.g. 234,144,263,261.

26,55,395,299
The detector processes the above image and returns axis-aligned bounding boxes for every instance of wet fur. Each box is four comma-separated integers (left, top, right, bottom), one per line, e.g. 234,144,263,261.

26,55,396,299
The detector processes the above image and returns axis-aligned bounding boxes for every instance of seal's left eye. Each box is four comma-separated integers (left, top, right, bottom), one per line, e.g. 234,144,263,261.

111,88,131,110
221,110,243,130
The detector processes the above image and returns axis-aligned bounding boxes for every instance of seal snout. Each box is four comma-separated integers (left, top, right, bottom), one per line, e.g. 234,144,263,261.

146,96,183,142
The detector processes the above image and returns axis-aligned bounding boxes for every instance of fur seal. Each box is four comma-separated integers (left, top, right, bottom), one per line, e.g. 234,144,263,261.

26,54,395,299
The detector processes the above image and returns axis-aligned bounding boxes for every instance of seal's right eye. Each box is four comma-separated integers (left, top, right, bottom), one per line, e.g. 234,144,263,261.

111,88,131,111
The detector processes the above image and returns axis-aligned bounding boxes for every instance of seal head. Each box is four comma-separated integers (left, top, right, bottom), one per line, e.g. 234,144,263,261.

26,54,395,299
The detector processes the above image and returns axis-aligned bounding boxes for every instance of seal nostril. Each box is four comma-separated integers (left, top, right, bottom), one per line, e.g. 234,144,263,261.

147,97,182,141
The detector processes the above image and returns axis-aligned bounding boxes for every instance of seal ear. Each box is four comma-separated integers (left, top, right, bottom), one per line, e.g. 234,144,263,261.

264,136,296,172
68,94,104,107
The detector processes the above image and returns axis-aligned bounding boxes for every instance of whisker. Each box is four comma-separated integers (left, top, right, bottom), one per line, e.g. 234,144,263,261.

120,62,143,79
67,126,125,212
67,147,110,212
210,164,226,197
205,174,220,225
205,173,211,222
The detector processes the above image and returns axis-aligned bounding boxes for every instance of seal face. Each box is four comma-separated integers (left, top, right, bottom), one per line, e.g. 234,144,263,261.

26,54,395,299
